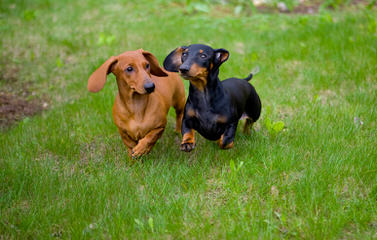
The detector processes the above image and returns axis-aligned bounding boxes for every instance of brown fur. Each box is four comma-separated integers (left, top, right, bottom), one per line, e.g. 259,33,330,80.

168,47,185,70
88,49,185,159
219,51,229,63
186,63,208,91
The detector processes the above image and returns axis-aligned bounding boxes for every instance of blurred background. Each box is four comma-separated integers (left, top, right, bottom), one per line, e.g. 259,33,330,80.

1,0,376,127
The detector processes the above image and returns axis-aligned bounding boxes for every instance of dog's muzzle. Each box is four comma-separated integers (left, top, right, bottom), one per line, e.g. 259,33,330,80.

144,82,155,93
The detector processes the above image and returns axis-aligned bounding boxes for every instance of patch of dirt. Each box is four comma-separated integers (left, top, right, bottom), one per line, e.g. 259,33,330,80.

211,0,374,17
0,53,48,130
291,4,319,14
256,0,373,14
0,92,44,129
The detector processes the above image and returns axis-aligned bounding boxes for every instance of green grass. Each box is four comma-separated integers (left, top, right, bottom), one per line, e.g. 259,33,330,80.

1,0,377,238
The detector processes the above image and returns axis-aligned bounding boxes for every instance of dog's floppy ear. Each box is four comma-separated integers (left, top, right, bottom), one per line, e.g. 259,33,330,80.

163,47,186,72
213,48,229,69
141,50,168,77
88,56,118,92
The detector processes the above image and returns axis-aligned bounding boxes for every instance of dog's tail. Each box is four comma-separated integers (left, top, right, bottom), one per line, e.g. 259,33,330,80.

243,66,260,81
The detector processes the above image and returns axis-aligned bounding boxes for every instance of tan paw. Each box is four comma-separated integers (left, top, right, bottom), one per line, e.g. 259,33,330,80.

180,142,196,152
131,144,151,158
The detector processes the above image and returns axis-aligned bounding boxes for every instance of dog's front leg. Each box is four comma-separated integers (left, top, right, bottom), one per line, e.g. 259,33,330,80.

180,119,196,152
218,122,238,149
131,127,165,158
118,130,137,158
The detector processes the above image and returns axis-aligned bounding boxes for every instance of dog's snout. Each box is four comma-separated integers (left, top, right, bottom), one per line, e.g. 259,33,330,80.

179,66,190,74
144,82,155,93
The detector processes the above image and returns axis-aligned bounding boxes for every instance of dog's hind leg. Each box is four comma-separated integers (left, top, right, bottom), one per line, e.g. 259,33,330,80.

243,89,261,133
243,118,254,135
218,122,238,149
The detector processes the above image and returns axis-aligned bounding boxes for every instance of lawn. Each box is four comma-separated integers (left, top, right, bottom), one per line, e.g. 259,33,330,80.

1,0,377,238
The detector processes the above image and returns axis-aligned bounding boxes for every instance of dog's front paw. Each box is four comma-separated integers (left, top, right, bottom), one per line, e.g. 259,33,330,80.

180,142,196,152
181,130,195,152
131,144,150,158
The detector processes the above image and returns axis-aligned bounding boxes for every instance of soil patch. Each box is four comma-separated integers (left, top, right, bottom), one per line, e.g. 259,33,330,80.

0,54,47,130
256,0,373,14
0,92,44,129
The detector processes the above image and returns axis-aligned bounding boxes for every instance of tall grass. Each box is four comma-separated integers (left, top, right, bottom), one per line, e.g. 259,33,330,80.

1,0,376,238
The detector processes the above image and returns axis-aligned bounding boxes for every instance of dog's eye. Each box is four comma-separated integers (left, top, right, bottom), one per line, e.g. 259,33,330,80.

200,54,207,59
145,63,150,69
182,52,188,57
126,66,133,72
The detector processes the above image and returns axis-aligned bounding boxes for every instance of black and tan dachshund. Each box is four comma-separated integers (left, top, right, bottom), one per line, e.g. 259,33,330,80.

163,44,261,152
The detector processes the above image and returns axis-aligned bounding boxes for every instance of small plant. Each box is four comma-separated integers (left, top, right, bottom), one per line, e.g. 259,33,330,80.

148,217,154,233
264,106,285,138
367,0,377,10
229,159,244,178
367,14,377,34
23,10,36,21
97,33,116,46
56,57,64,68
134,217,154,232
271,0,300,12
320,0,352,10
225,0,257,15
184,0,210,14
225,159,245,192
134,218,144,230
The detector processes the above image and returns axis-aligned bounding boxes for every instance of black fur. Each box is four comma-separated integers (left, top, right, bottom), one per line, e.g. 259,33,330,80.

164,44,261,151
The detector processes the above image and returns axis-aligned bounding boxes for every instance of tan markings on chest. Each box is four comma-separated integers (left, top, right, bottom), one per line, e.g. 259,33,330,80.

216,115,227,124
187,108,197,118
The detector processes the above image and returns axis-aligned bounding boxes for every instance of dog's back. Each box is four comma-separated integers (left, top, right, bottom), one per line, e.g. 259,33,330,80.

222,78,261,122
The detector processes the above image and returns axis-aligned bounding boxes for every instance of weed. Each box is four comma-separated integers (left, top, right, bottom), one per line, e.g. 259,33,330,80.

321,0,353,9
97,33,116,46
56,57,63,68
148,217,154,233
264,106,285,138
23,9,36,21
184,0,210,14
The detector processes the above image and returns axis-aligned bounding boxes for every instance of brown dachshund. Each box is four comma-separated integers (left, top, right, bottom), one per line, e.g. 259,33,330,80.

88,49,185,158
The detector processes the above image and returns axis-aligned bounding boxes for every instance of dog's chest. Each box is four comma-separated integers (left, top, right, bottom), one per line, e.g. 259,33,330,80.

189,107,228,140
113,95,166,141
113,109,160,141
195,109,224,124
125,118,151,139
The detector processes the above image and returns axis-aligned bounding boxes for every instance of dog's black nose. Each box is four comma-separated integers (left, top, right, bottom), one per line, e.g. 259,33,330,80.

144,82,155,93
179,66,190,74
